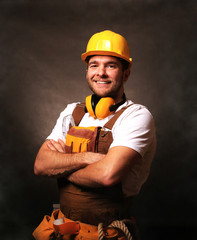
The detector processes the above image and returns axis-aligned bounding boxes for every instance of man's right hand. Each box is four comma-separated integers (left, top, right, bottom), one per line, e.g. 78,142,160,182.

47,139,66,153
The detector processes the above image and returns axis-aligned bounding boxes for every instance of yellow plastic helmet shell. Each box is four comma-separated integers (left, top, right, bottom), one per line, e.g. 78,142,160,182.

81,30,132,65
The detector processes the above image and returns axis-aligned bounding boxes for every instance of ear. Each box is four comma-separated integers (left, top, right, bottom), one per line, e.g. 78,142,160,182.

86,68,88,79
123,68,130,83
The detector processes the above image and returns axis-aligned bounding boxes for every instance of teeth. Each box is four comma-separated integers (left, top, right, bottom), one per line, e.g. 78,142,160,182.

97,81,109,84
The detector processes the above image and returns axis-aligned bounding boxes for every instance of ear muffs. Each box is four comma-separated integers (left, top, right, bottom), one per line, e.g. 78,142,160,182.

85,94,126,120
85,94,98,119
95,97,116,119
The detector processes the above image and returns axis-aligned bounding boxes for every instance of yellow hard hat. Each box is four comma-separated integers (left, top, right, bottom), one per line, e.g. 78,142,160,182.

81,30,132,65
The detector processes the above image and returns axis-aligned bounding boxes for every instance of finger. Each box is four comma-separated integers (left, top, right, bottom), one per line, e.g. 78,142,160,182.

58,139,66,152
47,140,58,151
50,139,65,153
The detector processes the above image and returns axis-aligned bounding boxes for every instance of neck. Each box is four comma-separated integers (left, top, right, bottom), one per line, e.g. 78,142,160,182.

109,93,126,112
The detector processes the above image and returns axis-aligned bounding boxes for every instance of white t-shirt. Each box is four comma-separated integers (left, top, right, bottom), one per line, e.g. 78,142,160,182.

47,100,156,197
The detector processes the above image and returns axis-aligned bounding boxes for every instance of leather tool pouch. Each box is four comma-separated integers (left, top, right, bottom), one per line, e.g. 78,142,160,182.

65,126,102,153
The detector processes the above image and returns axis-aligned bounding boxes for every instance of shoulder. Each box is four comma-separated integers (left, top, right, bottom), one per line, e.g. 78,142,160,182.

46,102,81,141
114,101,155,130
121,101,154,121
59,102,81,117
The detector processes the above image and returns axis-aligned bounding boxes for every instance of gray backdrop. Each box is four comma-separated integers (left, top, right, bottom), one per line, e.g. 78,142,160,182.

0,0,196,239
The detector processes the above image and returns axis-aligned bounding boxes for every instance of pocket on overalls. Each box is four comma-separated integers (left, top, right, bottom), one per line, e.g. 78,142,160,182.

65,126,100,153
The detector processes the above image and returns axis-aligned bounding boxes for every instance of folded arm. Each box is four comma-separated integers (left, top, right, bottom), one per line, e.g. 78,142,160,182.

68,145,141,188
34,139,141,188
34,139,105,177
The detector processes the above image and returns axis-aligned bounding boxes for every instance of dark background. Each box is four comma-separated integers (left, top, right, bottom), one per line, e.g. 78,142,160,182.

0,0,196,239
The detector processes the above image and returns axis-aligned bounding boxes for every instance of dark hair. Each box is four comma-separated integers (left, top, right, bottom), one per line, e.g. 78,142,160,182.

85,55,130,70
117,57,130,70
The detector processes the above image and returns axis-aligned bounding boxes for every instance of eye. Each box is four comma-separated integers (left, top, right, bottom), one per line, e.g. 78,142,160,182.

108,64,116,69
88,62,98,68
89,63,98,68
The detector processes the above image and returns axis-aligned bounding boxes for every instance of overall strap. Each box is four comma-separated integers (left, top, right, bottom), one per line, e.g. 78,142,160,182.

104,104,133,130
72,103,133,128
72,103,86,126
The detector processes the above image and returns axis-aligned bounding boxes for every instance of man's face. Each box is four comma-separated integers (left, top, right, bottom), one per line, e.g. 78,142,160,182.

86,55,130,103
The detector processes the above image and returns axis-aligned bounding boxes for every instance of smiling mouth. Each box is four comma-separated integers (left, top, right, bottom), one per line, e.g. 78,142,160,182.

94,80,111,84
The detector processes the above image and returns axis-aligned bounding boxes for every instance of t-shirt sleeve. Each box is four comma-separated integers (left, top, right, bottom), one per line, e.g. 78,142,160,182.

110,105,156,157
46,103,78,142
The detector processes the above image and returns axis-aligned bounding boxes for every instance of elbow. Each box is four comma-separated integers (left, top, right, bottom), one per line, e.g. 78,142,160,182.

100,171,120,187
34,159,45,176
34,164,40,176
34,142,50,176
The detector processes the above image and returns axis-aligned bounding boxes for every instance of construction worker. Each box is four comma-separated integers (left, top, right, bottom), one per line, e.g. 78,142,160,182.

33,30,156,240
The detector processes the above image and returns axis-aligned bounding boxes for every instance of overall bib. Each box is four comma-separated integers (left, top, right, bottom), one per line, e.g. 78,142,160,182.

58,103,132,227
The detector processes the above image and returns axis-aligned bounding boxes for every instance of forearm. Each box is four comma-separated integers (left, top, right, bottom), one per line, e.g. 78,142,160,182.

68,146,141,188
34,151,84,178
68,162,107,188
34,140,102,178
67,151,120,188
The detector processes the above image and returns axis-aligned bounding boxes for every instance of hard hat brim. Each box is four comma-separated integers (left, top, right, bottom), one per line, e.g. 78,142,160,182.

81,50,132,65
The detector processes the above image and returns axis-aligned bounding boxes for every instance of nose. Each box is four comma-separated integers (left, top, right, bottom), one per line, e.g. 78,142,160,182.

97,65,107,78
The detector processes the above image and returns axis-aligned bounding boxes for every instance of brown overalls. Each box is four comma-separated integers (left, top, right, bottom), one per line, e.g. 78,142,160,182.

33,104,137,240
58,103,132,226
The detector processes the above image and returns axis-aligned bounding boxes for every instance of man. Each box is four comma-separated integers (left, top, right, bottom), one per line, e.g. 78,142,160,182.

33,30,156,240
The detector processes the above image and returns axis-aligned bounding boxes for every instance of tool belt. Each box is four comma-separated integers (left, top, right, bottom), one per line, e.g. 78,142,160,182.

33,209,135,240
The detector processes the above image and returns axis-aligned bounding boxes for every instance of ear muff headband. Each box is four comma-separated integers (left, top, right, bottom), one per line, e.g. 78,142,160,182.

109,93,126,112
91,94,101,112
85,94,126,120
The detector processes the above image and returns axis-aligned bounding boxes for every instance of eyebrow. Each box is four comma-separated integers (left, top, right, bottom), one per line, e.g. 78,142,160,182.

107,61,119,66
88,61,98,65
88,61,119,66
